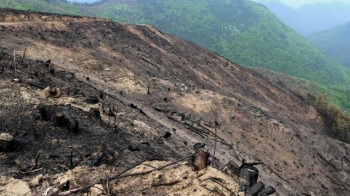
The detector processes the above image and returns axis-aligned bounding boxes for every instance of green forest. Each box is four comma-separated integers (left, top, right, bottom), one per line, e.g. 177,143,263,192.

1,0,350,114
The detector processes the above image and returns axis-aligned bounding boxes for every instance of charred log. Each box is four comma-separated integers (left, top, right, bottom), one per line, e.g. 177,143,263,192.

86,96,99,104
248,181,265,196
258,186,276,196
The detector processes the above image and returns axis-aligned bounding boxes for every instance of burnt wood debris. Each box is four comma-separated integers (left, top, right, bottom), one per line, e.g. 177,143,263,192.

223,159,276,196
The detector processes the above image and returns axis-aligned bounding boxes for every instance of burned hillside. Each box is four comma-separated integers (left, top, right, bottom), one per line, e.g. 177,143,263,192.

0,8,350,195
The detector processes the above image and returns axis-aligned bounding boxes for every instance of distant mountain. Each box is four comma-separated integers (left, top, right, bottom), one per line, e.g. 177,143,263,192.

255,0,350,36
308,22,350,68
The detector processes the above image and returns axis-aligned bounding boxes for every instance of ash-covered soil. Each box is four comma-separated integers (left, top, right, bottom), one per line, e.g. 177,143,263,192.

0,8,350,196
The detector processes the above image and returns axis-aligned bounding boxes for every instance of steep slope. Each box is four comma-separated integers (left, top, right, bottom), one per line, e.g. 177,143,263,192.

1,9,350,195
255,0,350,36
308,21,350,68
2,0,350,88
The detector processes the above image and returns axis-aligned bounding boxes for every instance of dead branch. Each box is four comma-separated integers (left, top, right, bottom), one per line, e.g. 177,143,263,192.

21,45,27,64
151,180,181,187
56,158,148,195
30,152,40,170
201,177,226,184
69,151,74,169
57,152,198,195
213,110,218,166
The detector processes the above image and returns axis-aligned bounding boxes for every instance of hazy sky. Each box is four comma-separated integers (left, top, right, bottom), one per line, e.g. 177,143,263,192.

68,0,350,8
253,0,350,8
67,0,99,3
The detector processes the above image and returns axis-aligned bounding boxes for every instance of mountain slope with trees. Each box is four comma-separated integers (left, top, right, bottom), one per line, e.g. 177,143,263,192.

90,0,350,87
308,22,350,68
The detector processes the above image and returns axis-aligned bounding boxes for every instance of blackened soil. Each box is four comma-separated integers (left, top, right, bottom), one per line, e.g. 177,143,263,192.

0,50,182,177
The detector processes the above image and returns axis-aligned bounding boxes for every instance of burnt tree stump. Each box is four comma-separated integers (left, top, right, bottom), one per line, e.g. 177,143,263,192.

99,91,104,99
68,119,79,133
163,132,171,139
0,133,14,152
38,106,51,121
54,112,69,127
191,150,210,171
49,68,55,75
48,86,57,96
0,139,13,151
45,59,51,66
240,167,259,187
89,108,101,121
223,160,240,178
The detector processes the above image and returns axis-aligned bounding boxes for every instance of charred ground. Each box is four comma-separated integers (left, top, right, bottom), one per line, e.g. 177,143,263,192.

0,8,350,196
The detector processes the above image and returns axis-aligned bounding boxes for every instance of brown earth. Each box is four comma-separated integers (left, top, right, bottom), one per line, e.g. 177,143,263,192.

0,8,349,196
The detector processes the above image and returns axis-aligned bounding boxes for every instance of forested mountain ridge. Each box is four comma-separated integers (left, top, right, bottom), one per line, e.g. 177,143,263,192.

308,22,350,68
93,0,350,88
255,0,350,36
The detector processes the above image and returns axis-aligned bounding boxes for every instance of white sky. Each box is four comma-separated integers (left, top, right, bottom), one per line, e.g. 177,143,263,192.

67,0,99,3
255,0,350,8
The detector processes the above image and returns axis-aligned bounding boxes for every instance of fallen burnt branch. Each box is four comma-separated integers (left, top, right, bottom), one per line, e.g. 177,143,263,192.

151,180,181,187
27,81,46,89
201,185,225,196
239,159,264,170
200,177,232,193
266,166,291,184
319,170,350,188
317,153,337,171
19,168,43,175
56,152,199,195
